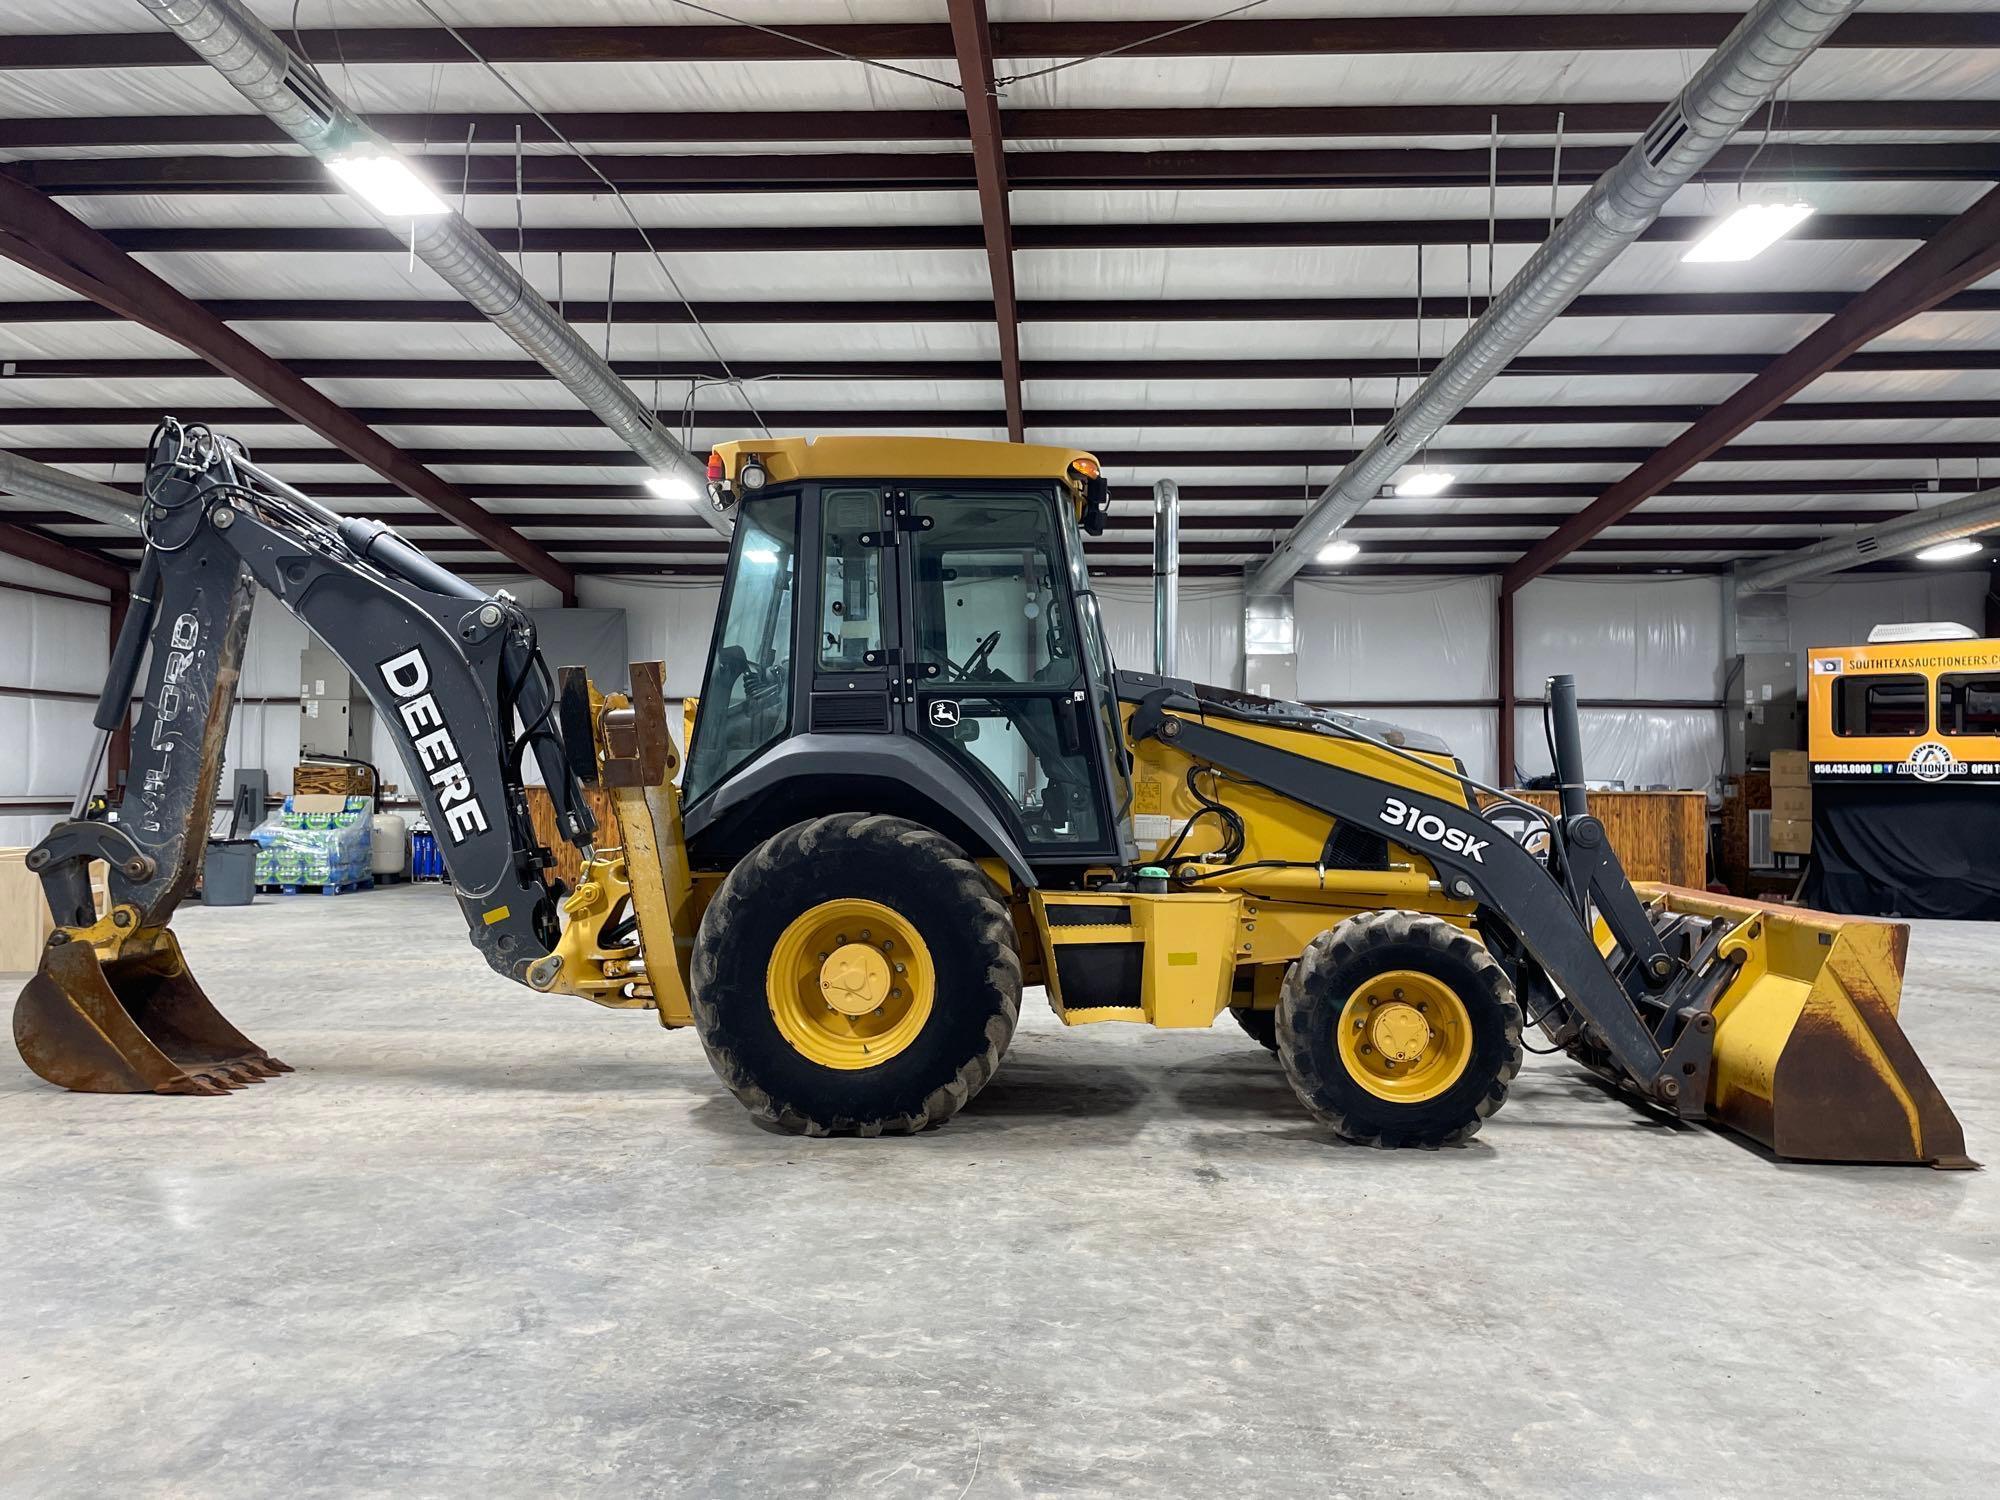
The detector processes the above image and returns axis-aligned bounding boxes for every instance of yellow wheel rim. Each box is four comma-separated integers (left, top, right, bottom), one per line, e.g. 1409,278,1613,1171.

766,898,935,1070
1335,969,1473,1104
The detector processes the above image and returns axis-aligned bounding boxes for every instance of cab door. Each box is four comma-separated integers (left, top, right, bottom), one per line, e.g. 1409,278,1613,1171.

894,483,1122,861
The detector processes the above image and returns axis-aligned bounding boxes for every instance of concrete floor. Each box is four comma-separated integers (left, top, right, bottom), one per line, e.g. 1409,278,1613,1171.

2,885,1996,1498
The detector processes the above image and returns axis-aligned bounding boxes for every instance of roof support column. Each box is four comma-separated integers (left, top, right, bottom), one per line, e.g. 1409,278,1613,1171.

946,0,1026,442
1497,587,1516,787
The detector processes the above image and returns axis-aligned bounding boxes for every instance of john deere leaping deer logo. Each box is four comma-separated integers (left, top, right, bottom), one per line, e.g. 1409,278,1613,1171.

1906,740,1961,783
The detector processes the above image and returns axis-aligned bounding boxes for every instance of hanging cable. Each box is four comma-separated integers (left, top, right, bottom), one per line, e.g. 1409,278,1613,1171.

1549,110,1566,234
409,0,775,439
992,0,1273,89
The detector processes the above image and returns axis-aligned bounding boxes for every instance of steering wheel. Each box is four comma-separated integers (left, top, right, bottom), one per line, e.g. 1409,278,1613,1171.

948,630,1003,680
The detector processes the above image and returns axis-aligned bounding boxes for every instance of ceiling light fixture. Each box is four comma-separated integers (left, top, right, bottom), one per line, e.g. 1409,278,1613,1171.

1914,537,1983,564
1682,201,1814,263
1396,469,1455,498
326,146,449,218
1318,538,1361,564
645,471,699,503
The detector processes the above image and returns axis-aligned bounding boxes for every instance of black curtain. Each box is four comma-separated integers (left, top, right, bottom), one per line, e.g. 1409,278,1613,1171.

1805,781,2000,920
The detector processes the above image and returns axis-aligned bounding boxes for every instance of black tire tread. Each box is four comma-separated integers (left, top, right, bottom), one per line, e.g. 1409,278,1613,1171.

689,813,1021,1137
1229,1004,1279,1053
1276,910,1523,1149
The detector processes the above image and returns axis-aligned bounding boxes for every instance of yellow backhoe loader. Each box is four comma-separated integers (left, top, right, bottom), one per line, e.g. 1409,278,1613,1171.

11,421,1973,1165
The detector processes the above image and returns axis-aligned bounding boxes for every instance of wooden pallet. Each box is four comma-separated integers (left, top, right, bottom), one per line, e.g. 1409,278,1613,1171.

293,763,375,797
257,878,375,896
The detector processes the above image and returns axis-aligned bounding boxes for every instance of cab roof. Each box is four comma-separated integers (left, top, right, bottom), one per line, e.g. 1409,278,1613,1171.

711,435,1099,487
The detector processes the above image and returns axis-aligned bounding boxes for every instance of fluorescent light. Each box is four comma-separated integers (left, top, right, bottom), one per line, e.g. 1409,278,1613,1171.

645,471,699,502
326,148,448,218
1682,201,1814,263
1317,538,1361,564
1914,537,1983,563
743,546,780,565
1396,469,1455,498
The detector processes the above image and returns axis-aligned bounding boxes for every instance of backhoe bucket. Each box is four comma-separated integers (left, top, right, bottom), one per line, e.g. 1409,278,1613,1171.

1633,885,1971,1168
13,922,289,1096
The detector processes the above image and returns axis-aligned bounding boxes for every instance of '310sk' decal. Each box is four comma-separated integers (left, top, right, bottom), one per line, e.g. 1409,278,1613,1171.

1379,796,1490,864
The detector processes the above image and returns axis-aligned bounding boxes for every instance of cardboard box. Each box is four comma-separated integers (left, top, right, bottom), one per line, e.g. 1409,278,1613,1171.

1771,815,1814,856
2,848,108,973
1770,749,1811,787
1771,785,1812,821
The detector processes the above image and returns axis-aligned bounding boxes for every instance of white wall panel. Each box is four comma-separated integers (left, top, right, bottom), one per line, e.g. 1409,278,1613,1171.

0,814,57,849
1513,707,1724,792
1515,575,1724,699
1092,580,1242,688
0,695,32,798
576,578,722,698
1295,576,1496,700
0,582,114,817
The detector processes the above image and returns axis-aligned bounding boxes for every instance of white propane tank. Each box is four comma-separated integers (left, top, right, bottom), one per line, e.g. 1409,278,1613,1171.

371,813,409,878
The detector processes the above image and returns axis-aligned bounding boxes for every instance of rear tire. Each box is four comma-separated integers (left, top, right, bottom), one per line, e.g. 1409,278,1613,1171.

1276,910,1522,1148
690,814,1021,1136
1230,1005,1279,1053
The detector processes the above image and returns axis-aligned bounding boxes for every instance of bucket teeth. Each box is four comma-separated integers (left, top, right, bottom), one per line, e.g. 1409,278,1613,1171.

13,933,291,1098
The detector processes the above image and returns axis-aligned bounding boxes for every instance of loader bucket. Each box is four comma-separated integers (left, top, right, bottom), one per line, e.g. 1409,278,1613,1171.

1633,885,1972,1168
13,921,289,1096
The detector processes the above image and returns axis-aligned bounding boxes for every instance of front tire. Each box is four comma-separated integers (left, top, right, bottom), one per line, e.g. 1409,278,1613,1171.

690,814,1021,1136
1230,1005,1279,1053
1276,911,1522,1148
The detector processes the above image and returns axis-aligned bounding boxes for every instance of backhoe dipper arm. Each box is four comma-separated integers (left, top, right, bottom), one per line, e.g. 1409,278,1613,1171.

30,420,595,984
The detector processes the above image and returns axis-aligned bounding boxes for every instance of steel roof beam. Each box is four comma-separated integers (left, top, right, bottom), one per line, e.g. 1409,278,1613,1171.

1506,182,2000,590
15,141,1997,196
15,349,2000,383
11,397,2000,431
9,505,1914,536
7,100,1994,151
21,441,2000,470
88,213,1948,256
948,0,1023,440
9,13,1993,68
0,523,129,592
9,289,1999,329
0,176,574,598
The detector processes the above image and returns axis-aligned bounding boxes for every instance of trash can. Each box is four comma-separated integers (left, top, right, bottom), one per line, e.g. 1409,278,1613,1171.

202,839,260,907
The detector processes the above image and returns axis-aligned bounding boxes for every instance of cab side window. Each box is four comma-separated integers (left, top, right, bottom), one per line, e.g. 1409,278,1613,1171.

683,497,798,804
819,487,883,671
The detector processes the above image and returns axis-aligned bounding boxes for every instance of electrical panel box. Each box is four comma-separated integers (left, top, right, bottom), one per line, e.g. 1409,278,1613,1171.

298,639,374,761
1726,652,1799,774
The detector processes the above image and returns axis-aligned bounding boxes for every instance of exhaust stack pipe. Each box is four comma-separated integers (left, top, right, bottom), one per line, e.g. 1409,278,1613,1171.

1152,479,1180,677
1546,674,1591,823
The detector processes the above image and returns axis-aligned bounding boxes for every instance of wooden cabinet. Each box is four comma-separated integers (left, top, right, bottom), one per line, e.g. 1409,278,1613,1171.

1492,789,1709,887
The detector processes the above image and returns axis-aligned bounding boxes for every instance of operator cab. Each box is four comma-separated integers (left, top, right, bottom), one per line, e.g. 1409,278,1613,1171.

682,437,1132,878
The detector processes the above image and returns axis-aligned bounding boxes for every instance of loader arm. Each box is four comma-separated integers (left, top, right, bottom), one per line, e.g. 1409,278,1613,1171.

13,419,603,1093
1128,681,1971,1165
1127,690,1708,1112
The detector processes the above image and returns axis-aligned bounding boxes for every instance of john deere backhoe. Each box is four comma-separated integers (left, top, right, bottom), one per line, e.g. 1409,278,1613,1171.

11,420,1972,1165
